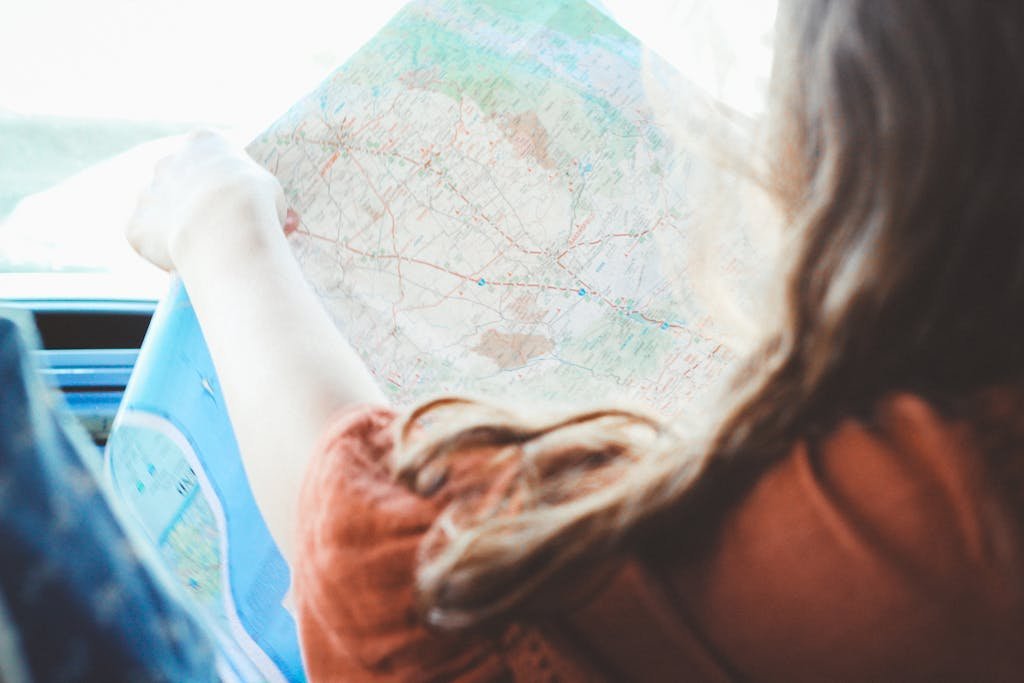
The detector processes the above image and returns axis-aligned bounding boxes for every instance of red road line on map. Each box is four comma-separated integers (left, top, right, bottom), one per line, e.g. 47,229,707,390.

556,217,665,259
306,140,548,258
553,256,720,342
445,179,547,256
298,226,718,342
635,281,674,316
655,351,681,388
366,146,534,256
451,98,468,146
343,146,405,328
400,251,509,313
342,244,578,295
292,132,709,340
319,112,409,329
351,97,401,138
320,151,341,177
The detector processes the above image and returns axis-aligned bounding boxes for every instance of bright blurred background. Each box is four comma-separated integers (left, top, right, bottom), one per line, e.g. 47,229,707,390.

0,0,776,296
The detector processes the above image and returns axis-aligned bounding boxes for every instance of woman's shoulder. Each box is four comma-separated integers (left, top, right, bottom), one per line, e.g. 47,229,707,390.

658,393,1024,681
294,405,493,680
294,405,607,681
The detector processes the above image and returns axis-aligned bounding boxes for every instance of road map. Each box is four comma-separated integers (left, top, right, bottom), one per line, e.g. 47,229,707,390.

248,0,737,412
106,1,741,680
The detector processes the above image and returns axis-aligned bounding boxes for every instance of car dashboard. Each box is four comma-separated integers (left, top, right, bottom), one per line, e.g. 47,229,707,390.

2,295,155,447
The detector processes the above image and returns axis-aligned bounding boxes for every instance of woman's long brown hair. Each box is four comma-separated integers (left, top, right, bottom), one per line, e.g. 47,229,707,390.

390,0,1024,630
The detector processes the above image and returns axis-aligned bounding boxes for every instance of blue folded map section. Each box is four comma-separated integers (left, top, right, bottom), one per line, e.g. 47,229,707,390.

105,278,305,682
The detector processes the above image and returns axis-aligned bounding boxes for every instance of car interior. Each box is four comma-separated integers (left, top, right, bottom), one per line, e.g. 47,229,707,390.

0,1,775,678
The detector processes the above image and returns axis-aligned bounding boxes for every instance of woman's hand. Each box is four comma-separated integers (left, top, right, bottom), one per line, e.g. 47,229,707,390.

126,129,298,272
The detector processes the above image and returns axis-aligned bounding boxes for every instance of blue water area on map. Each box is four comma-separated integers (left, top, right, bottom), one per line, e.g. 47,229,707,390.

118,278,305,681
109,438,199,538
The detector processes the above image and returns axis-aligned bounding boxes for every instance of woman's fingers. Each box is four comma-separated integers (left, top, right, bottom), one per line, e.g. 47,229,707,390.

284,208,301,236
126,128,301,271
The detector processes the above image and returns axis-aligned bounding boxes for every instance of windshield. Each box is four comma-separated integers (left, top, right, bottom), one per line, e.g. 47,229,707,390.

0,0,411,297
0,0,773,298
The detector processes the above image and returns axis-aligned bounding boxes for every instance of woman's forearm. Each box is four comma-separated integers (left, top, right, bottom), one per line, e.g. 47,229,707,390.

173,202,385,564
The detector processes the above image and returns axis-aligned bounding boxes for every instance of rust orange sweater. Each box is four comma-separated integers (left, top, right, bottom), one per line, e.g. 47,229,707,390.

294,396,1024,681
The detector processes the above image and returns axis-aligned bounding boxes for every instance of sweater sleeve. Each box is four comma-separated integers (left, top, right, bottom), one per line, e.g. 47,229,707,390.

292,405,508,682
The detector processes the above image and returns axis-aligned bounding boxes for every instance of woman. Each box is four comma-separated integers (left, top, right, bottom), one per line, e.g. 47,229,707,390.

128,0,1024,679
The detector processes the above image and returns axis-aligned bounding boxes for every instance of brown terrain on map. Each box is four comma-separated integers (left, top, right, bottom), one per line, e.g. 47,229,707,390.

472,328,555,369
499,111,556,169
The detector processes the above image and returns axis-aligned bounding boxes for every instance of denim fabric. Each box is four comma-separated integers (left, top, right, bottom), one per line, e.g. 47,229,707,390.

0,312,217,682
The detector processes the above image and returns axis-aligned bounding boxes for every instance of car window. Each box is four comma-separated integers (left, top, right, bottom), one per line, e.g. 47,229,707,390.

0,0,773,299
0,0,409,297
